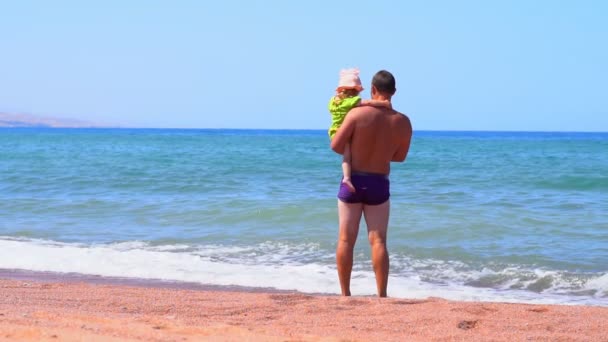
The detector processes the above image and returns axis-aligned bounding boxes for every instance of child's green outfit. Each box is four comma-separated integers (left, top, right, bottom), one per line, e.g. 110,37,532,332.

328,95,361,139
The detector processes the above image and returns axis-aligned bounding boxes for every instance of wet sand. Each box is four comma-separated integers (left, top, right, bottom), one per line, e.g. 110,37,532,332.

1,271,607,341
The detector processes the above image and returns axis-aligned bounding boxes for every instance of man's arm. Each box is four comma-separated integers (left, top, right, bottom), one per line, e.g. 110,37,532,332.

359,99,392,109
330,109,358,155
391,116,413,162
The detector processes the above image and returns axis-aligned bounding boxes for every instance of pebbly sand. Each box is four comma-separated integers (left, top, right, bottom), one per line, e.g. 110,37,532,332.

0,271,607,341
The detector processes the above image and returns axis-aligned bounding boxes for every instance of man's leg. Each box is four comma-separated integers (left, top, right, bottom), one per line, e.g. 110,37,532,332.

363,200,390,297
336,200,363,296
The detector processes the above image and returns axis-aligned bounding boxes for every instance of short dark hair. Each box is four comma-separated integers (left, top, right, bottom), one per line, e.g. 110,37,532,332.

372,70,396,95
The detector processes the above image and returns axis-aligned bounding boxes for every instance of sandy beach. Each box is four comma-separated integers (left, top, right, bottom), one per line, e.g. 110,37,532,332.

0,271,606,341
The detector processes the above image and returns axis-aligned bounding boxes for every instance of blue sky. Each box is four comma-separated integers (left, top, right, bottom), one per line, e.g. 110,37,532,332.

1,1,607,131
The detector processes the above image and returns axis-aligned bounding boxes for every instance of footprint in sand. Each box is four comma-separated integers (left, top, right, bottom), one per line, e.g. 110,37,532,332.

458,320,478,330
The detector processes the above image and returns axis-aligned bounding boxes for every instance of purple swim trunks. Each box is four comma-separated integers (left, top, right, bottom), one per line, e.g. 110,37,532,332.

337,172,390,205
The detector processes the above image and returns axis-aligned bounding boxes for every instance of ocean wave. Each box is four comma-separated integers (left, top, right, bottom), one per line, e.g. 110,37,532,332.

0,237,605,306
533,176,608,191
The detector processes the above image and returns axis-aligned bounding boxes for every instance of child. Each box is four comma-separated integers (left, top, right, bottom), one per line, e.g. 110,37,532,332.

328,68,391,192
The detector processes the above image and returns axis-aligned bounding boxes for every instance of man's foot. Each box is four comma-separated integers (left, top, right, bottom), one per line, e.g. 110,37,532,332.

342,178,356,193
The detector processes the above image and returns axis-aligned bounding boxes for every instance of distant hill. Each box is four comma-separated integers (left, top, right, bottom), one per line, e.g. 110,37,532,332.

0,112,105,128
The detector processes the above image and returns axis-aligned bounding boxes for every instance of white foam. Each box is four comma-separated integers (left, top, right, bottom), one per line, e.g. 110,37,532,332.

0,237,605,305
585,273,608,297
0,238,339,293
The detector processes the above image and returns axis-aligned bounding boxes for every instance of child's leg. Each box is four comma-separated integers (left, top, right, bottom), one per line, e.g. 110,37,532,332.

341,143,356,192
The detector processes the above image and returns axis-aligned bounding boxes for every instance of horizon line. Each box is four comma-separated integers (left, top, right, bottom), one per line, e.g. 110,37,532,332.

2,126,607,134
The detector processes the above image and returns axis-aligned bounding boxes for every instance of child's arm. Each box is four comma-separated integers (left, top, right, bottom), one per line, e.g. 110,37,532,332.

358,99,392,109
342,142,351,175
341,143,355,192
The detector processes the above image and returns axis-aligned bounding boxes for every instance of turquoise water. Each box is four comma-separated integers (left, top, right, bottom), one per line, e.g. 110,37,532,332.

1,128,607,305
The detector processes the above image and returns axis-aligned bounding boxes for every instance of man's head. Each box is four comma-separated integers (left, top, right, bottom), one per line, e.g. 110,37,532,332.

371,70,396,100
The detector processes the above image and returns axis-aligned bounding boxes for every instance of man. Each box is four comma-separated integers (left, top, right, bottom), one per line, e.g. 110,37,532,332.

330,70,412,297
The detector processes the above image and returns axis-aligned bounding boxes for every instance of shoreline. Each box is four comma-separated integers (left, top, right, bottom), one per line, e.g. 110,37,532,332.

1,270,608,341
0,268,298,295
2,268,604,308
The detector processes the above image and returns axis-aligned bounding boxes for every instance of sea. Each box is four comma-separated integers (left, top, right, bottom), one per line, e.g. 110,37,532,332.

1,128,607,306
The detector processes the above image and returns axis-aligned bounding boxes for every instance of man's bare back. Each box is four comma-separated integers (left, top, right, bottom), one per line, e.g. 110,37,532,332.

331,105,412,175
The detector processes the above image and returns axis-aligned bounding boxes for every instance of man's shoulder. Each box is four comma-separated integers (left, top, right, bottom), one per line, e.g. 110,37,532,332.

392,110,411,122
395,111,412,134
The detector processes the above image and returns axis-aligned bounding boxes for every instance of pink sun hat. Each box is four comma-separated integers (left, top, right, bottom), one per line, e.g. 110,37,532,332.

336,68,363,92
